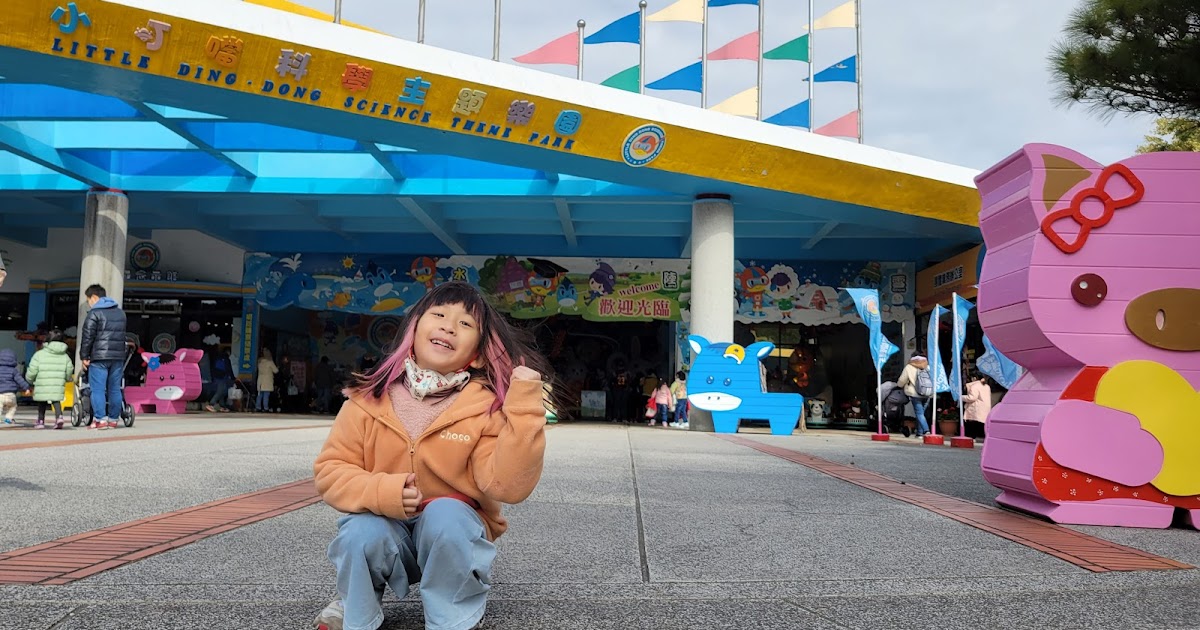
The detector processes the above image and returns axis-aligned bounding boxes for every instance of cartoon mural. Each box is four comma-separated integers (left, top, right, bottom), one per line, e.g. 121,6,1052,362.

125,349,204,415
686,335,805,436
245,253,909,329
976,144,1200,529
734,260,914,325
245,253,688,322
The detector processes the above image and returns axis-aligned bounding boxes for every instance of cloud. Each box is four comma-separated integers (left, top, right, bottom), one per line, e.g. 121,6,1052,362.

298,0,1154,170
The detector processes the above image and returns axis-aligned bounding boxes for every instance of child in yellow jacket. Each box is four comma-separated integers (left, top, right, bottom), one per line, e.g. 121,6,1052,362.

313,282,550,630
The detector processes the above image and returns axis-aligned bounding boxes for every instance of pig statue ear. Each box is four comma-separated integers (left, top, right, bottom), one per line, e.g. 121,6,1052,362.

975,144,1102,249
140,352,155,363
688,335,711,355
1033,147,1100,212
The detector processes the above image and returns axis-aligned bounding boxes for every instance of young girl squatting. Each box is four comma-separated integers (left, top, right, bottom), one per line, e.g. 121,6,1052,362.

313,282,550,630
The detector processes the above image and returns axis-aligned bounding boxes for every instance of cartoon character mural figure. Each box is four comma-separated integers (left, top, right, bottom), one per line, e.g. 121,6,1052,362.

557,278,578,309
409,256,438,290
686,335,804,436
526,258,567,310
767,269,796,321
738,266,769,317
585,262,616,306
124,349,204,415
976,143,1200,529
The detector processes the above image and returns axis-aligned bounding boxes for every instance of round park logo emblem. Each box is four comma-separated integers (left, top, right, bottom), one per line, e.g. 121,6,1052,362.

622,124,666,167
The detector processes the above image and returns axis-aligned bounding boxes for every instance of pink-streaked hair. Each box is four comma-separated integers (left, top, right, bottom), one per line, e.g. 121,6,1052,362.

353,281,549,413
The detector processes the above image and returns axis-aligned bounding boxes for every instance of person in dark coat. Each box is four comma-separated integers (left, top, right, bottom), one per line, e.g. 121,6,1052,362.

79,284,128,430
0,348,31,425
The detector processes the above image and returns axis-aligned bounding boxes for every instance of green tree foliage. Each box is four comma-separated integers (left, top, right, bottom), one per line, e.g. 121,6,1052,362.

1137,117,1200,152
1050,0,1200,117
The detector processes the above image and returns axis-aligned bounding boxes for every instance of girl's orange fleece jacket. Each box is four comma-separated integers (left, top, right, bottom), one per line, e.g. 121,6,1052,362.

313,377,547,540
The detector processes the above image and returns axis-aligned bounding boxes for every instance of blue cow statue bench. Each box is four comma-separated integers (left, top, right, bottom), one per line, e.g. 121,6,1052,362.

686,335,805,435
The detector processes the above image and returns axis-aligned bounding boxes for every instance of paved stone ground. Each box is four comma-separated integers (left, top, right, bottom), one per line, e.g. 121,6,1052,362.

0,413,1196,629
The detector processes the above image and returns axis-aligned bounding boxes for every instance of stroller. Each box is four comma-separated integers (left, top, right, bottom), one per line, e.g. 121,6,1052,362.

879,381,909,435
71,340,137,428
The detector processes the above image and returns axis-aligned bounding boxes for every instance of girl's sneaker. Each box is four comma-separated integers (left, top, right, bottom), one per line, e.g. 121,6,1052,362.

34,421,45,429
2,418,12,424
313,599,343,630
54,417,64,430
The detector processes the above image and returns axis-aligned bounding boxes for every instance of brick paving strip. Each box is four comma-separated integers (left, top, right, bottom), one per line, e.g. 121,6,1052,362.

0,479,321,585
0,424,329,452
719,435,1193,573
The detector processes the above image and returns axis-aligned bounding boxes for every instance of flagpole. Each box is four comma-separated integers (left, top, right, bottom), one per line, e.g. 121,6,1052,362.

418,0,426,43
701,0,709,108
756,0,765,120
333,0,342,23
807,0,814,129
639,1,647,94
577,19,586,81
931,308,938,437
855,0,863,142
492,0,502,61
954,293,965,437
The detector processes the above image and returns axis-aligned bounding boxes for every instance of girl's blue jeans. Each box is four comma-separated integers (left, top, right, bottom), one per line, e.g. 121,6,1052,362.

255,390,270,411
327,499,496,630
656,403,669,424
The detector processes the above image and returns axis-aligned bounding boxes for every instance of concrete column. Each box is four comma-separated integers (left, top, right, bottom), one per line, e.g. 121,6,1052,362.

77,191,128,363
688,194,735,432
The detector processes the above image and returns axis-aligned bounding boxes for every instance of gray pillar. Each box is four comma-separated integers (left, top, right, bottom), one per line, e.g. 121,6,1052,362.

688,194,734,432
77,191,128,364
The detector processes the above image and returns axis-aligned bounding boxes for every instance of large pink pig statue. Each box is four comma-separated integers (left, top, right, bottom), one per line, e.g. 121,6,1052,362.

125,349,205,415
976,144,1200,529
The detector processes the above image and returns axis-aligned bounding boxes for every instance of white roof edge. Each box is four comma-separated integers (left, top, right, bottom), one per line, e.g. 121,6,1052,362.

121,0,980,189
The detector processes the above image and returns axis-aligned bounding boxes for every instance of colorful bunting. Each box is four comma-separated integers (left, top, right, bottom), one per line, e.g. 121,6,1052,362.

763,34,809,62
814,110,859,138
601,65,640,92
814,1,856,30
646,61,703,92
764,99,809,128
806,56,856,82
513,31,579,66
708,31,758,61
710,86,757,117
584,11,641,45
647,0,704,23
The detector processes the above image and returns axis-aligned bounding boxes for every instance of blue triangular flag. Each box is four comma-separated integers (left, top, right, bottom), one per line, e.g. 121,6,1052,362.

948,293,975,402
646,61,702,93
764,99,809,128
585,11,641,45
926,304,951,394
709,0,759,6
804,55,856,83
978,334,1023,389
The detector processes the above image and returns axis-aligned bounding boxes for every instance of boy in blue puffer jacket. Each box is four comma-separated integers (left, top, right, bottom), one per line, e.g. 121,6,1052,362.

0,348,31,425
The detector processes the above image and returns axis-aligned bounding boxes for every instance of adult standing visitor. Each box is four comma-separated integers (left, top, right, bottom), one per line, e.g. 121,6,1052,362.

79,284,128,430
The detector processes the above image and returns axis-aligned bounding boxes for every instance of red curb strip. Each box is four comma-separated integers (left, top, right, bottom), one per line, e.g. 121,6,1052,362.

718,435,1192,573
0,479,322,584
0,424,329,452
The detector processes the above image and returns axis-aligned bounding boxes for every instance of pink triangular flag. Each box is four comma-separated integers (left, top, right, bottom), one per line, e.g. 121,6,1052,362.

815,110,859,138
708,31,758,61
513,31,579,65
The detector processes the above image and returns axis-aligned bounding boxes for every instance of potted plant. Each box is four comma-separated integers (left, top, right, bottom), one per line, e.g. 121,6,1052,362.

936,405,960,437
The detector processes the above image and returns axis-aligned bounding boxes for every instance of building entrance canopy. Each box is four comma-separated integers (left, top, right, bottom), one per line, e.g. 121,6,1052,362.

0,0,980,262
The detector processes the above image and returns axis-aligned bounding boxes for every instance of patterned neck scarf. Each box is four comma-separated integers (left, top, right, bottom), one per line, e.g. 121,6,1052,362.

404,355,471,401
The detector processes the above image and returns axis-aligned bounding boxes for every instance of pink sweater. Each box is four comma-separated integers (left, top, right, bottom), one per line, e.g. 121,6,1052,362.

388,381,462,439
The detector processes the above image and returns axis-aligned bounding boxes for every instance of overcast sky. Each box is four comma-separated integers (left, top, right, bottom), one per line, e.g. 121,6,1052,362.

292,0,1154,171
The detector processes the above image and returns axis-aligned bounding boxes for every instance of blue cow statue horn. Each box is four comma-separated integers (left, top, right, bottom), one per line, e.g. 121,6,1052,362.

686,335,805,435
